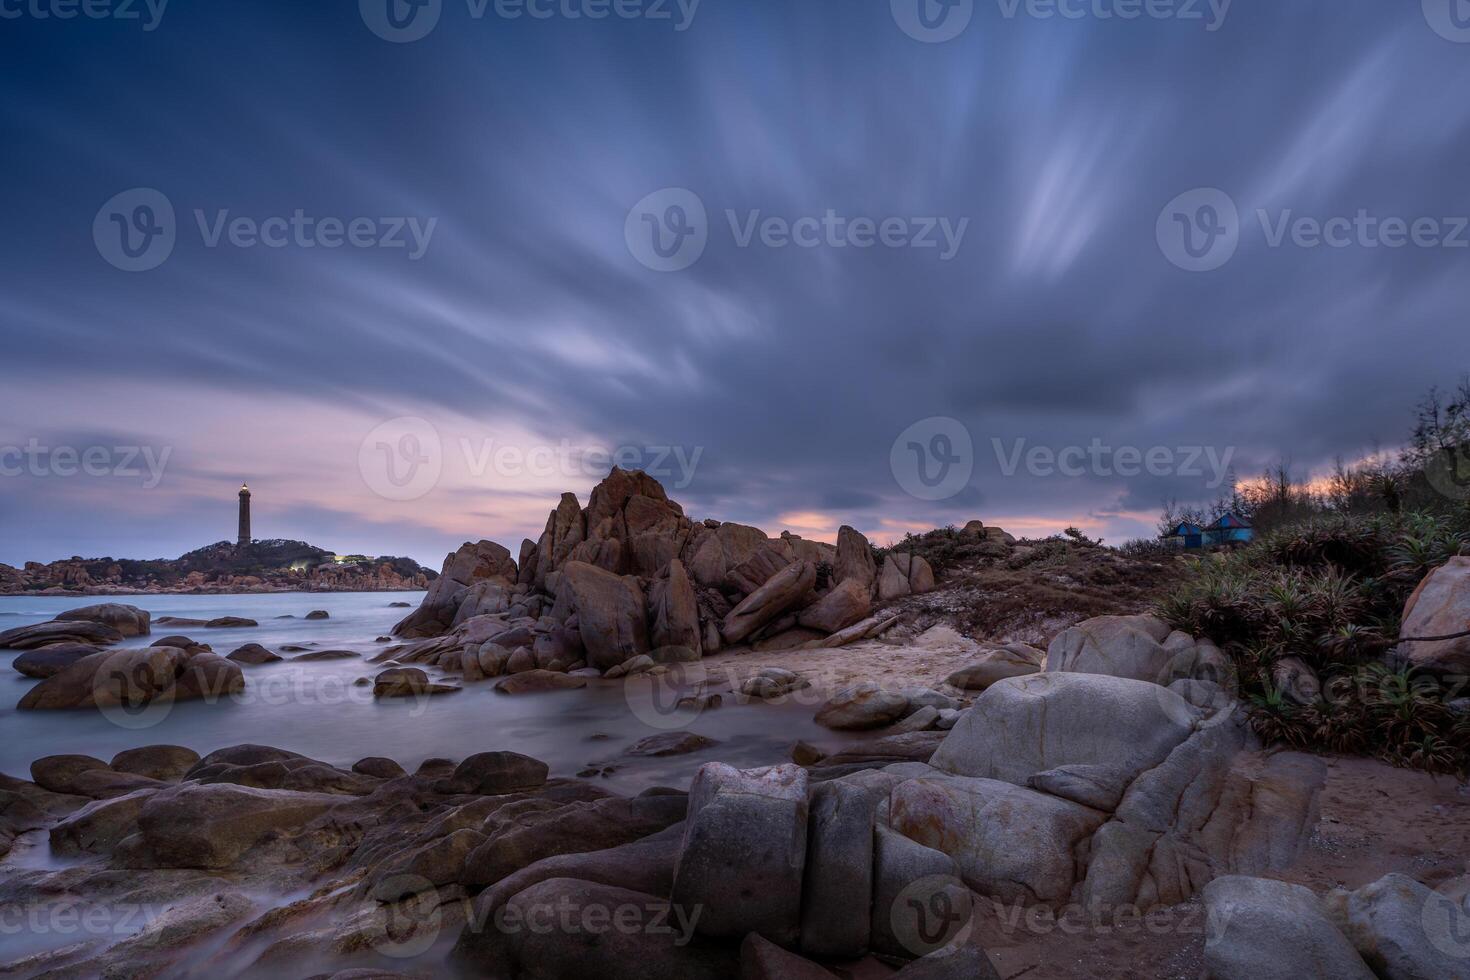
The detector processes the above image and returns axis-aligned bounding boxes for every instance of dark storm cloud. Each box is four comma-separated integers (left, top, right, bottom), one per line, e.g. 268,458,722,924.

2,1,1469,563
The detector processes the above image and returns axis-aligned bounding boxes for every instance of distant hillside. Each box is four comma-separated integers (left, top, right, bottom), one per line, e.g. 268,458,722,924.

0,540,436,596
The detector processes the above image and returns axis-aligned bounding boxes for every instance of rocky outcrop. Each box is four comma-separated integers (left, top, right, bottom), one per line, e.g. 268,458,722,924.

877,553,936,601
901,671,1325,910
394,540,517,638
649,558,702,657
1397,555,1470,677
558,561,650,669
722,560,817,645
834,525,877,591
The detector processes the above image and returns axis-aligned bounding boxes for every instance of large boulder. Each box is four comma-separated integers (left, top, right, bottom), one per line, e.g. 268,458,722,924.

1202,876,1374,980
797,578,873,634
649,558,702,659
55,603,151,637
671,763,809,944
110,745,201,781
929,673,1196,787
799,780,878,957
890,774,1107,904
944,643,1043,691
814,682,910,731
0,620,123,650
559,561,649,670
1397,556,1470,677
227,643,281,665
134,782,342,869
721,560,816,645
12,643,99,678
1043,614,1175,684
1324,872,1470,980
833,525,877,592
372,667,460,699
439,752,549,796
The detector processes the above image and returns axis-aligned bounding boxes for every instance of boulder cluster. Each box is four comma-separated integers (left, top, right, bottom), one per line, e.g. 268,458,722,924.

1,604,246,711
380,468,940,687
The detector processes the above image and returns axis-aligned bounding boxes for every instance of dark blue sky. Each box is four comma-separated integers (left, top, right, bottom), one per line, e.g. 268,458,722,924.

3,0,1469,566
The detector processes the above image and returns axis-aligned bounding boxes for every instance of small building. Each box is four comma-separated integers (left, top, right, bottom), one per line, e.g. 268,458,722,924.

1162,521,1205,550
1204,513,1254,547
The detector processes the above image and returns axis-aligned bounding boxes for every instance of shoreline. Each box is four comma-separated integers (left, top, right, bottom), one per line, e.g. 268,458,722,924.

0,587,428,598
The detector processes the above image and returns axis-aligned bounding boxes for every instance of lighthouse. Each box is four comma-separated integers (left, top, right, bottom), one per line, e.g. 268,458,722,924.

238,483,252,549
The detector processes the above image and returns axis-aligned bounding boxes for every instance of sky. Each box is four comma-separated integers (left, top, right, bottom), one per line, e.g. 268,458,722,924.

2,0,1470,569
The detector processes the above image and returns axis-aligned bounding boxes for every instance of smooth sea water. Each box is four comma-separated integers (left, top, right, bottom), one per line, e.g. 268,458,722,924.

0,592,849,792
